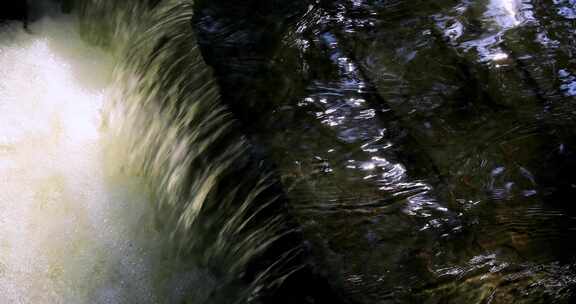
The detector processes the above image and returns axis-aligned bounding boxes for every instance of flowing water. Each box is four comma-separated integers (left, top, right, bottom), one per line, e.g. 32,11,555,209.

195,0,576,302
2,0,576,303
1,1,306,302
0,17,191,303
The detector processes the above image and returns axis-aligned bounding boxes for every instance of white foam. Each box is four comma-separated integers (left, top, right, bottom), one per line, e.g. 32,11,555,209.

0,17,167,303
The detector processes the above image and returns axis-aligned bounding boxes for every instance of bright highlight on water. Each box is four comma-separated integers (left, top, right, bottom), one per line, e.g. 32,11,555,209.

2,0,576,303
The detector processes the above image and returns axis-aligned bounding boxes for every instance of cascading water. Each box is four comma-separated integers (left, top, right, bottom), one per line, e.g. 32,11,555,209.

0,1,301,303
3,0,576,303
75,1,303,302
0,17,173,303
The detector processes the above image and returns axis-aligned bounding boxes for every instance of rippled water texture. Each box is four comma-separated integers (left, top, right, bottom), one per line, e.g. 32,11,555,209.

196,0,576,302
0,17,187,303
1,0,576,303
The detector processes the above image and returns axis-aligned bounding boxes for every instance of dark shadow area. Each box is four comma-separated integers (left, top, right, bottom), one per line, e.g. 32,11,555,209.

0,1,28,24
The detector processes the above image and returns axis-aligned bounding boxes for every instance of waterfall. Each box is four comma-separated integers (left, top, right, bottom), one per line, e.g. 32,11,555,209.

0,0,299,303
7,0,576,303
0,16,169,303
75,0,301,302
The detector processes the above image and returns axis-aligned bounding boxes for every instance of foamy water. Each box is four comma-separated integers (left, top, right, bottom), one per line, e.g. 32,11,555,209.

0,17,169,303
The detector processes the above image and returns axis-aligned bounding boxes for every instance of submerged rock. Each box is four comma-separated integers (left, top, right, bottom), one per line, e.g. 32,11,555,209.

195,0,576,303
45,0,576,302
72,1,345,303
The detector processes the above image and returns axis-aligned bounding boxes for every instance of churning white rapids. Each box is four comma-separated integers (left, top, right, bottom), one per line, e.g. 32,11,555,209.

0,17,188,303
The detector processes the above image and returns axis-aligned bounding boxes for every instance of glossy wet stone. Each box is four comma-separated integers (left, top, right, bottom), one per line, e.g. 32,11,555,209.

194,0,576,303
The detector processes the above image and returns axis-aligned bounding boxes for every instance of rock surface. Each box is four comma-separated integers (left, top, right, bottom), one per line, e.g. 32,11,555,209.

194,0,576,303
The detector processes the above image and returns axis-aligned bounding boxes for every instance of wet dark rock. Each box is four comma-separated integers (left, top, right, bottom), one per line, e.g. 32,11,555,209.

194,0,576,303
192,2,355,303
195,0,456,302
